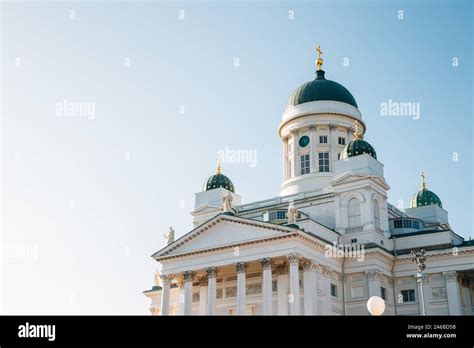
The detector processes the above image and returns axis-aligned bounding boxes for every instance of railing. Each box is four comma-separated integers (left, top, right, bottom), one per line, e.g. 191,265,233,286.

345,226,363,233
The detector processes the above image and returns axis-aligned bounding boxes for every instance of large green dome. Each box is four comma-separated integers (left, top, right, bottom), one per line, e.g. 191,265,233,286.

340,137,377,160
203,166,235,192
410,174,442,208
287,70,358,109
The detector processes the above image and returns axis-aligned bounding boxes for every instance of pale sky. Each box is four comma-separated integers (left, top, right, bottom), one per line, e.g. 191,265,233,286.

1,0,472,314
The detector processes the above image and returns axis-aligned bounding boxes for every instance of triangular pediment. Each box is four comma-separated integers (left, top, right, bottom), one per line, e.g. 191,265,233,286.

191,204,222,216
332,172,390,190
153,214,295,259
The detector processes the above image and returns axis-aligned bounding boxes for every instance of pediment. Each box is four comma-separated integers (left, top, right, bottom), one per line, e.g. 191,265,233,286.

153,214,294,259
191,204,222,216
332,172,390,190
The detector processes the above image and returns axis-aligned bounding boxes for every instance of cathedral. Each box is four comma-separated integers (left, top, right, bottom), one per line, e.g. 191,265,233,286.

144,48,473,316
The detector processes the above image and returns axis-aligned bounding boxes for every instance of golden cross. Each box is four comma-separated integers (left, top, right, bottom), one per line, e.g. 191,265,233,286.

316,45,323,59
421,172,426,190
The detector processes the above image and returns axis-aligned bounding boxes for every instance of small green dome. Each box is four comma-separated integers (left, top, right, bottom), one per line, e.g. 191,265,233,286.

287,70,358,109
340,137,377,160
203,166,235,192
410,174,442,208
410,190,443,208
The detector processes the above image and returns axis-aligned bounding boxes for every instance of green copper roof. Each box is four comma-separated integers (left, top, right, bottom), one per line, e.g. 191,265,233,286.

410,189,442,208
203,173,235,193
340,138,377,160
287,70,358,109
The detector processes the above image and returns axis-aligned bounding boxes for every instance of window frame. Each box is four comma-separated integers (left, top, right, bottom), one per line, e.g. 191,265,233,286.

318,152,330,172
300,154,310,175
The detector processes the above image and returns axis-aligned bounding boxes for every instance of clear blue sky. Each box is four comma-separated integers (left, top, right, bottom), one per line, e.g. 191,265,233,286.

1,0,472,314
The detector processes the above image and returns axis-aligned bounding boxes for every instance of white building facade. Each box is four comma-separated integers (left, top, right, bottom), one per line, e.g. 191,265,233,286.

144,51,474,316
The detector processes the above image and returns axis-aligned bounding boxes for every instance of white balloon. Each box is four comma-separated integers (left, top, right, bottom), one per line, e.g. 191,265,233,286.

367,296,385,316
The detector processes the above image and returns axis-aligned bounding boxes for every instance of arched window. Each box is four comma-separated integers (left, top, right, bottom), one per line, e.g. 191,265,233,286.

347,198,361,227
374,199,380,229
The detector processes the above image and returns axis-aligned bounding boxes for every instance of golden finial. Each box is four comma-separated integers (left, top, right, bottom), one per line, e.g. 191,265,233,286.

353,121,361,140
316,45,324,70
421,172,426,191
217,157,222,174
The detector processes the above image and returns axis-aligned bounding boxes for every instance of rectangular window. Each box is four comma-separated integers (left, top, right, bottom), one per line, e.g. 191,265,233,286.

330,284,337,297
403,220,413,228
401,289,416,302
318,152,330,172
319,135,328,144
393,220,402,228
412,221,420,229
338,137,346,145
300,154,310,175
351,238,357,243
381,287,387,300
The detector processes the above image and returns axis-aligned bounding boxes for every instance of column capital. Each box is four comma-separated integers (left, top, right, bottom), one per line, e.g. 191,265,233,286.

206,266,218,278
177,279,185,288
286,253,301,265
290,128,298,135
183,271,196,282
309,125,316,131
261,257,272,270
328,123,337,130
235,261,248,273
365,269,384,280
443,271,459,282
159,274,172,285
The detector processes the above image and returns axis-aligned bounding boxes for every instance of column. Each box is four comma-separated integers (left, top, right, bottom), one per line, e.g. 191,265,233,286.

463,278,473,315
177,280,185,315
444,271,462,315
324,266,333,315
303,260,318,315
328,123,337,170
309,126,317,173
207,267,218,315
283,138,289,181
183,271,195,315
276,264,288,315
236,262,248,315
198,276,208,315
366,269,383,298
290,129,299,177
287,254,301,315
159,275,171,315
262,258,273,315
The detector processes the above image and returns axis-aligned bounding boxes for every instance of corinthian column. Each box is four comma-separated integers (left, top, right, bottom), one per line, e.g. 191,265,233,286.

183,271,195,315
262,258,273,315
159,275,171,315
206,267,218,315
198,276,208,315
236,262,248,315
287,254,301,315
303,260,318,315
